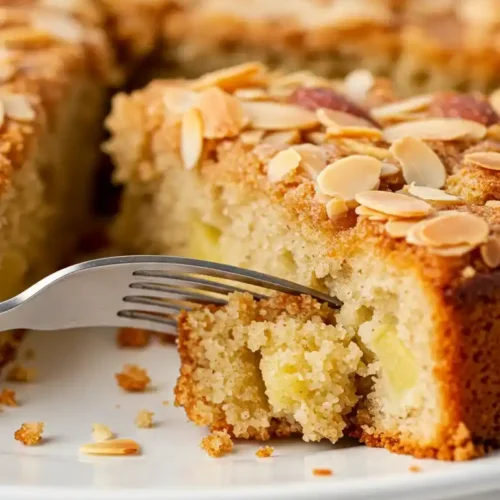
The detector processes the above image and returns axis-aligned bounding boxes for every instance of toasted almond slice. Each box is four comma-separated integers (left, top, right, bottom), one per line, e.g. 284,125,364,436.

427,244,476,257
355,205,390,221
271,70,331,90
306,131,326,145
326,198,349,220
180,108,203,170
481,237,500,268
80,438,140,456
163,87,199,115
380,162,401,178
317,155,382,201
314,191,333,204
293,144,327,178
240,129,265,145
385,219,422,238
2,93,35,121
0,63,15,83
191,62,266,92
234,88,269,101
489,88,500,115
389,137,447,188
263,130,301,146
355,191,433,218
407,185,462,203
418,212,489,247
486,200,500,208
371,94,433,121
344,69,374,102
464,151,500,171
197,87,247,139
267,148,301,183
252,143,279,164
317,109,383,140
241,101,318,130
341,139,391,160
383,119,487,143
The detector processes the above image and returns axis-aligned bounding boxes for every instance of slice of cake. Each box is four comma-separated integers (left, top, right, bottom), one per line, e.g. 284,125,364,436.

0,2,118,371
105,63,500,460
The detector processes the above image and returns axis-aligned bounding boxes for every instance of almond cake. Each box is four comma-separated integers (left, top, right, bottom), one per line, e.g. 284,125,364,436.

105,62,500,460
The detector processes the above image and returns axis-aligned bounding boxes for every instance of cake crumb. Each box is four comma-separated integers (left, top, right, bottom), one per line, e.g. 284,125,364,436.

312,468,333,477
0,388,17,406
14,422,44,446
200,430,233,457
255,446,274,458
24,348,35,360
162,400,169,406
135,409,154,428
117,327,152,348
92,423,113,442
115,364,151,392
409,465,422,473
6,364,37,383
461,266,476,279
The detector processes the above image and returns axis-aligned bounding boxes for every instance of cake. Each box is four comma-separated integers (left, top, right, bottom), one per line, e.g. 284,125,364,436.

105,62,500,460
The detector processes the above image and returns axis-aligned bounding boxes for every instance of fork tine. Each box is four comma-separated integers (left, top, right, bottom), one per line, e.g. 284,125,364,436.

122,295,193,314
118,309,178,329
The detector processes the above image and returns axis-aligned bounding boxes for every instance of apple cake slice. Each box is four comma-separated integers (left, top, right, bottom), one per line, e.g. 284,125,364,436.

105,62,500,460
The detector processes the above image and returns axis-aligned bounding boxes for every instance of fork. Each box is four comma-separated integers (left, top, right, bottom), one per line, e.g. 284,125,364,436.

0,256,340,334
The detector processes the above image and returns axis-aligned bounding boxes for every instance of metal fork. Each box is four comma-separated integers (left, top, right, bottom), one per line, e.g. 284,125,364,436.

0,256,340,334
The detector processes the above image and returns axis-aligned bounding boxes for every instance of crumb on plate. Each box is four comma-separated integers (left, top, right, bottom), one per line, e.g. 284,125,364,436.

92,423,113,442
135,409,154,428
6,364,37,383
80,438,140,456
409,465,422,473
155,332,177,345
14,422,44,446
200,430,233,458
256,446,274,458
162,400,169,406
312,468,333,477
117,327,152,348
0,388,17,407
115,364,151,392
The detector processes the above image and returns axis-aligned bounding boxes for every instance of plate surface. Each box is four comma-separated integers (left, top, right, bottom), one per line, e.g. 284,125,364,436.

0,328,499,500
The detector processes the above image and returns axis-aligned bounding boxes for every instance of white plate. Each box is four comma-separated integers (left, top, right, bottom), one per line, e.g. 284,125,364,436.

0,328,499,500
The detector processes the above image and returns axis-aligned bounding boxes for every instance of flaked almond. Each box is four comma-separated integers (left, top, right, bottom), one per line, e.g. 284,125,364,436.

380,162,401,178
197,87,247,139
180,108,203,170
191,62,266,92
385,219,422,238
317,155,382,201
318,109,383,140
267,148,301,183
390,137,447,188
252,143,279,164
418,212,489,247
490,88,500,115
326,198,349,220
464,151,500,171
0,63,16,84
407,185,462,203
263,130,300,146
383,119,487,143
344,69,374,102
80,438,140,456
355,191,433,218
355,205,391,221
241,101,318,130
2,93,35,121
371,94,433,121
341,139,391,160
428,244,476,257
306,131,326,144
163,87,198,114
293,144,327,178
480,237,500,268
240,129,265,145
234,88,269,101
486,200,500,208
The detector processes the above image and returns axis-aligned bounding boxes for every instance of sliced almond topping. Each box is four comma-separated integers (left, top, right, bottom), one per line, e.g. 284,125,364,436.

197,87,247,139
480,237,500,268
2,93,35,121
427,244,477,257
407,185,462,203
80,438,140,456
180,108,204,170
240,129,265,145
191,62,266,92
418,212,489,247
316,108,382,140
344,69,374,102
306,131,326,144
380,162,401,178
390,137,447,188
317,155,382,201
486,200,500,208
341,139,391,160
0,63,16,84
385,219,422,238
383,119,487,143
163,87,199,115
355,205,391,221
241,101,318,130
371,94,433,121
489,88,500,115
355,191,433,218
326,198,349,220
234,88,269,101
263,130,301,146
293,144,327,178
464,151,500,171
252,143,279,164
267,148,301,183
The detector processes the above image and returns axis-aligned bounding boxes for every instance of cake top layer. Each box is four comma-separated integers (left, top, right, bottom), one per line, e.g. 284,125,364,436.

107,62,500,271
